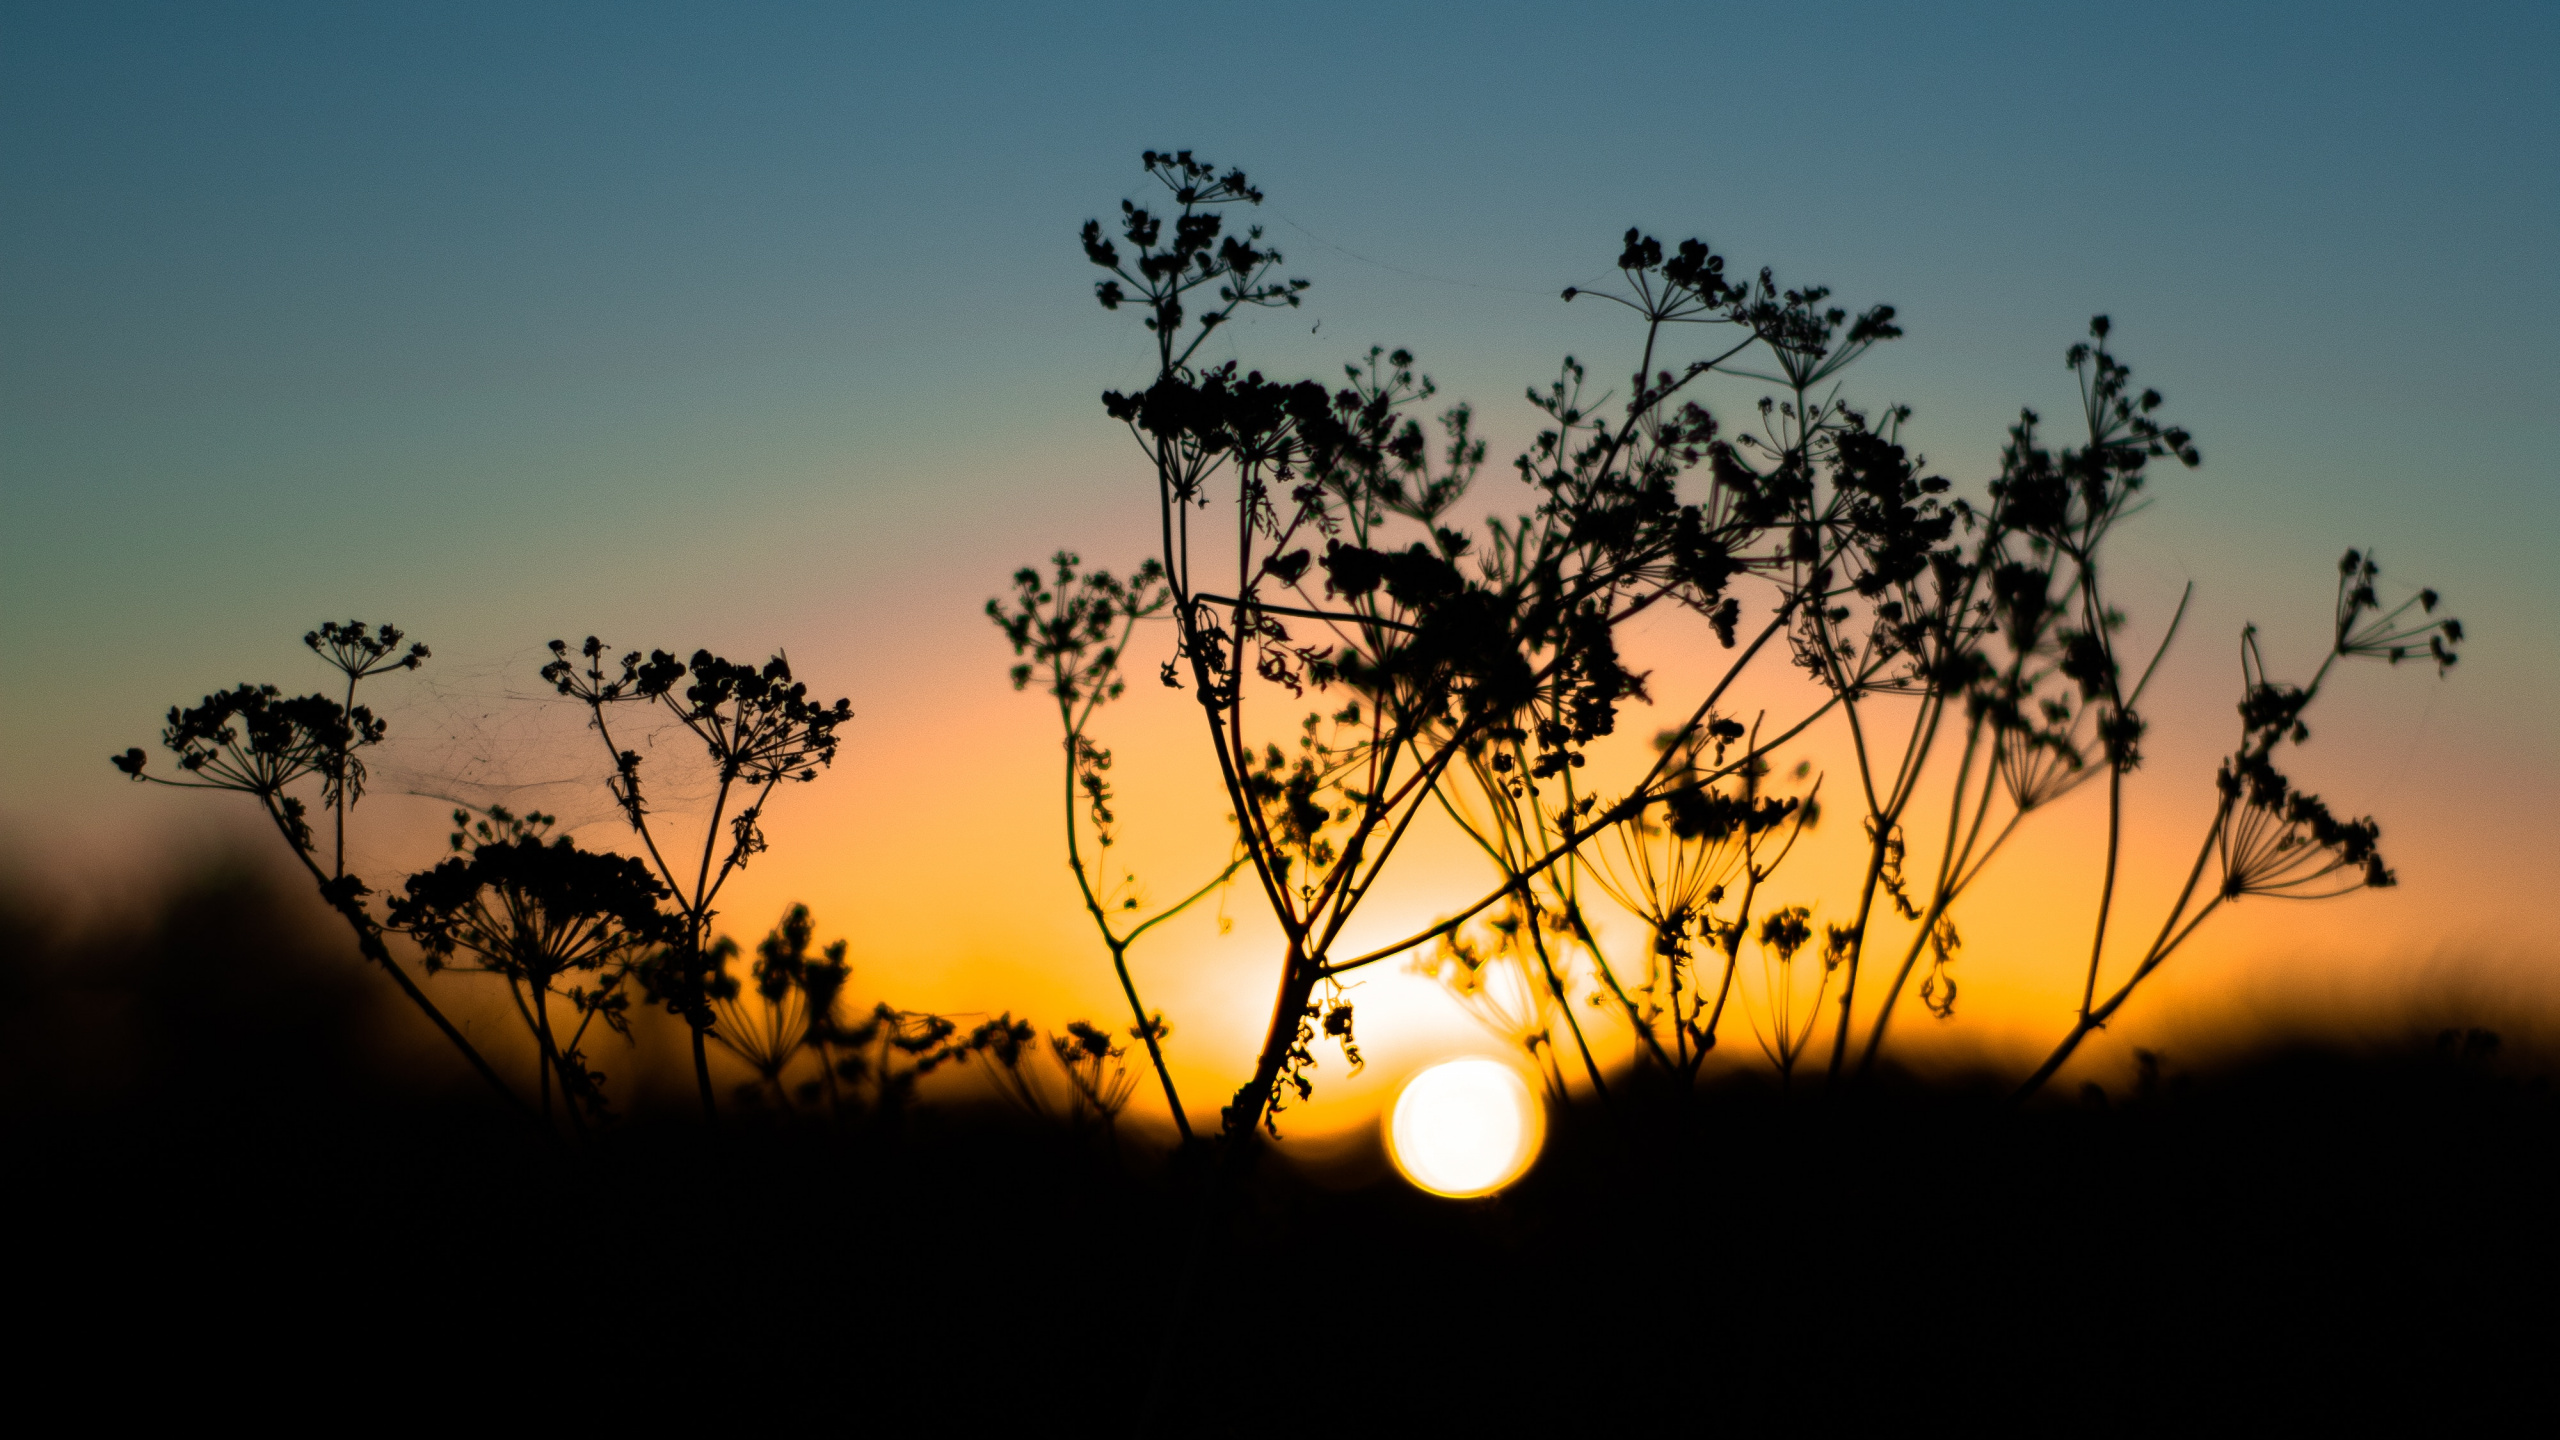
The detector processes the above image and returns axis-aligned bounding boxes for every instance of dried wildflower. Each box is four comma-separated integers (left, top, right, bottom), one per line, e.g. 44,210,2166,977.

389,806,677,1131
991,551,1239,1142
540,636,854,1118
113,625,519,1112
2016,557,2462,1098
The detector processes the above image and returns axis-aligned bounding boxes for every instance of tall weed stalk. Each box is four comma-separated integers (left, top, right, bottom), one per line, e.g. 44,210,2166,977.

1053,150,2466,1144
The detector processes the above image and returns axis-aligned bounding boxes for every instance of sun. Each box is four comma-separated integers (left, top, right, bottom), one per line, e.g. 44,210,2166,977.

1386,1057,1546,1198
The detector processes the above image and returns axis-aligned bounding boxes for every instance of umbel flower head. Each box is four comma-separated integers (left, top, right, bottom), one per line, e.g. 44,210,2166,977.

540,637,854,834
2214,750,2389,899
304,619,428,681
113,684,380,851
705,902,857,1100
2207,549,2465,904
2331,549,2461,673
112,619,428,854
389,807,679,981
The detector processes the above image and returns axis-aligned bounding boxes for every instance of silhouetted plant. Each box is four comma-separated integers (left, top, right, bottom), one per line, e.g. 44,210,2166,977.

838,1004,970,1118
1388,234,1966,1100
1741,905,1832,1084
964,1013,1047,1117
1586,738,1819,1089
1836,322,2205,1077
958,1013,1139,1137
2013,550,2460,1096
703,903,848,1111
541,638,853,1118
699,905,1011,1122
1062,149,2466,1133
112,623,523,1112
1050,1020,1140,1131
1439,712,1819,1099
990,551,1246,1143
1079,152,1825,1143
1404,305,2460,1103
388,805,677,1134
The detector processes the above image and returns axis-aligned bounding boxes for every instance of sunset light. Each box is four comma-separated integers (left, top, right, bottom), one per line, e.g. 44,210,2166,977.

1387,1057,1545,1198
6,4,2549,1421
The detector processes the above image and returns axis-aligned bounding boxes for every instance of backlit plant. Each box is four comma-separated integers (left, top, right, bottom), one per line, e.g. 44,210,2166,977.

388,804,678,1135
989,551,1245,1143
113,623,522,1111
541,638,854,1118
1052,148,2465,1143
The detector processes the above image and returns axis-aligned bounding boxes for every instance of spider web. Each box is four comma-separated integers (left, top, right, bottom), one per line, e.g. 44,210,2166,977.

369,647,720,840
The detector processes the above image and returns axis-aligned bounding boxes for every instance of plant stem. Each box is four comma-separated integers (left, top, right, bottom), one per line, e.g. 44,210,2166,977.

690,1019,717,1121
1110,938,1191,1143
1224,945,1316,1141
1523,883,1610,1106
272,804,528,1118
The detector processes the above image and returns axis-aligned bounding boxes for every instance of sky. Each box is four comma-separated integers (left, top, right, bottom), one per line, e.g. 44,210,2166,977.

4,1,2554,1129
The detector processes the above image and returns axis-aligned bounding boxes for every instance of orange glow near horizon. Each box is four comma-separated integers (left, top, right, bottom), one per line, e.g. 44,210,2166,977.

39,571,2555,1146
534,594,2552,1142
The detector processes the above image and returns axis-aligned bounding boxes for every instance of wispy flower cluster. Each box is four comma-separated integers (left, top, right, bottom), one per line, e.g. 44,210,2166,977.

1041,148,2469,1150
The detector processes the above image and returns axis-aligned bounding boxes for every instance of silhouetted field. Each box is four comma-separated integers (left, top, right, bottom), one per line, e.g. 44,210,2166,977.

8,860,2550,1423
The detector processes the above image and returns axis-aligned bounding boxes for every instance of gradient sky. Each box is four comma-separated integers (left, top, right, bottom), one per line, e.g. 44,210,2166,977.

5,1,2553,1124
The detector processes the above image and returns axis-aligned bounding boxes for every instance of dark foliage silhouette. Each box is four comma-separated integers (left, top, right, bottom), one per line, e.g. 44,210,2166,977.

1,859,408,1119
112,623,524,1111
700,903,1031,1122
540,637,854,1118
111,631,1079,1135
1059,149,2465,1148
990,551,1246,1141
97,159,2467,1165
2013,549,2463,1095
388,805,679,1135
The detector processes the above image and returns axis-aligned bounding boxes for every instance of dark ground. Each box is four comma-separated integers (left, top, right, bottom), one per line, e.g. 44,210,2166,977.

7,862,2552,1426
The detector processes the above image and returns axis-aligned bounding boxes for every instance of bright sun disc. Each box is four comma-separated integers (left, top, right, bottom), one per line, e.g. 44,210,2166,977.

1387,1057,1545,1198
